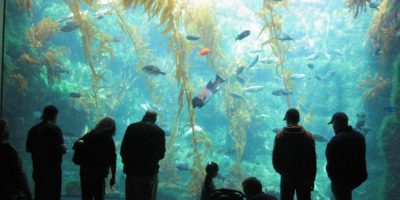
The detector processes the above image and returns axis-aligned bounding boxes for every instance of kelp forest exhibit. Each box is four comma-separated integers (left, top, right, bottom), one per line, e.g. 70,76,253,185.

1,0,400,199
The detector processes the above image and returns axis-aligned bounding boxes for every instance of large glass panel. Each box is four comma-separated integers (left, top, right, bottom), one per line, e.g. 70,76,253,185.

2,0,399,199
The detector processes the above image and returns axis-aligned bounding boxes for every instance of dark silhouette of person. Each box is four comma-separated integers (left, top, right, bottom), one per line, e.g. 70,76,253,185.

272,108,316,200
0,118,32,200
73,117,117,200
121,110,166,200
326,112,367,200
200,162,219,200
26,105,66,200
242,177,277,200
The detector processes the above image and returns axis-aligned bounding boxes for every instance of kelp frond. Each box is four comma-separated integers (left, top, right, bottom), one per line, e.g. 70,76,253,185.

17,53,41,65
10,73,29,92
357,73,391,101
27,18,59,49
345,0,368,18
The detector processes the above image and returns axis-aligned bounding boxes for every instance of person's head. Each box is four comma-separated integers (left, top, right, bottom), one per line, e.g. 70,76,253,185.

328,112,349,133
284,108,300,125
205,162,219,178
95,117,116,136
142,110,157,123
242,177,263,198
41,105,59,122
0,118,10,142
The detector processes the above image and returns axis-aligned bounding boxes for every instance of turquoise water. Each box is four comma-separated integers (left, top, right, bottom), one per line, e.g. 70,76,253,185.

2,0,398,199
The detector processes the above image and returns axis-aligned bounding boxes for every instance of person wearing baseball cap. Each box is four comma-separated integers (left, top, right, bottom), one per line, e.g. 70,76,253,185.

326,112,368,200
272,108,316,200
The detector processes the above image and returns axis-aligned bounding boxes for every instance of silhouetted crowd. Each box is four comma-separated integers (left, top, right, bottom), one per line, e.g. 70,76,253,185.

0,105,367,200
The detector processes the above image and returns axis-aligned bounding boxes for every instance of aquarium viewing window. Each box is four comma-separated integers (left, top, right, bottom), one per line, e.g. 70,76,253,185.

1,0,400,199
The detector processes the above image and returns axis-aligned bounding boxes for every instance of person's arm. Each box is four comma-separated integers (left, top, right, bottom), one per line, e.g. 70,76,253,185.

360,136,368,182
310,137,317,190
272,136,282,173
325,138,338,180
8,145,32,199
109,139,117,187
26,128,33,153
120,126,130,164
55,126,66,154
158,129,166,160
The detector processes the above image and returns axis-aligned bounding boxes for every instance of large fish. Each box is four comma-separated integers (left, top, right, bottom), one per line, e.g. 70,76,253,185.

278,33,294,41
236,30,251,41
304,53,319,61
192,74,225,108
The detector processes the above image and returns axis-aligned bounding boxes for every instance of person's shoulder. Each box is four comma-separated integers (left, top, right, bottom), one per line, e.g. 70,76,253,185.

303,129,315,140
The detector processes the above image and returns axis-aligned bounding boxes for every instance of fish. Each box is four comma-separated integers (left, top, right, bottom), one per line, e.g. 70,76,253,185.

112,36,124,43
304,53,319,61
176,163,191,171
69,92,82,98
235,76,245,85
383,106,399,112
236,66,245,75
229,92,245,100
247,55,259,69
278,33,294,41
216,174,227,180
369,1,380,10
95,7,113,19
60,20,81,32
236,30,251,40
307,63,314,69
198,48,211,56
259,57,278,64
192,74,225,108
271,89,292,96
242,85,264,93
315,74,323,81
186,35,201,41
290,73,306,80
272,128,281,134
324,70,336,79
183,125,204,138
142,65,166,76
313,134,327,143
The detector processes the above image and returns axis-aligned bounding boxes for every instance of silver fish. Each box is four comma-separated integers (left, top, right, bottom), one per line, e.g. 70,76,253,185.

242,85,264,92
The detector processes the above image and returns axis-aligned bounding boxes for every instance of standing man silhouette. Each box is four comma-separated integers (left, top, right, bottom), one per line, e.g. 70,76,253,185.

326,112,367,200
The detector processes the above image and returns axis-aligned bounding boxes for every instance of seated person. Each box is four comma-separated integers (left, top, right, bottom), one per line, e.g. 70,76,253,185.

200,162,219,200
242,177,277,200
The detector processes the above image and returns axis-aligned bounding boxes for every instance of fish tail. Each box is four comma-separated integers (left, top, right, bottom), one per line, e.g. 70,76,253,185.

216,73,225,83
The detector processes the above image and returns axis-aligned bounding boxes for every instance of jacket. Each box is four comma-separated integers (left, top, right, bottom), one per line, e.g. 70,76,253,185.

272,125,316,182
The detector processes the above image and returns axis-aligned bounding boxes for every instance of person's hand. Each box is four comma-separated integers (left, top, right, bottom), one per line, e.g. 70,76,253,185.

58,144,67,154
110,177,116,188
310,185,314,191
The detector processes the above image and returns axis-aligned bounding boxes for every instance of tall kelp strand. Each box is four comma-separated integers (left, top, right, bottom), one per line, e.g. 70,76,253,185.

257,0,291,107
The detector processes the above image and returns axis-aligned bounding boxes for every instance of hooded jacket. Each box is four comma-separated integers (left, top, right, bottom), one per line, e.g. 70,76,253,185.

272,125,316,182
